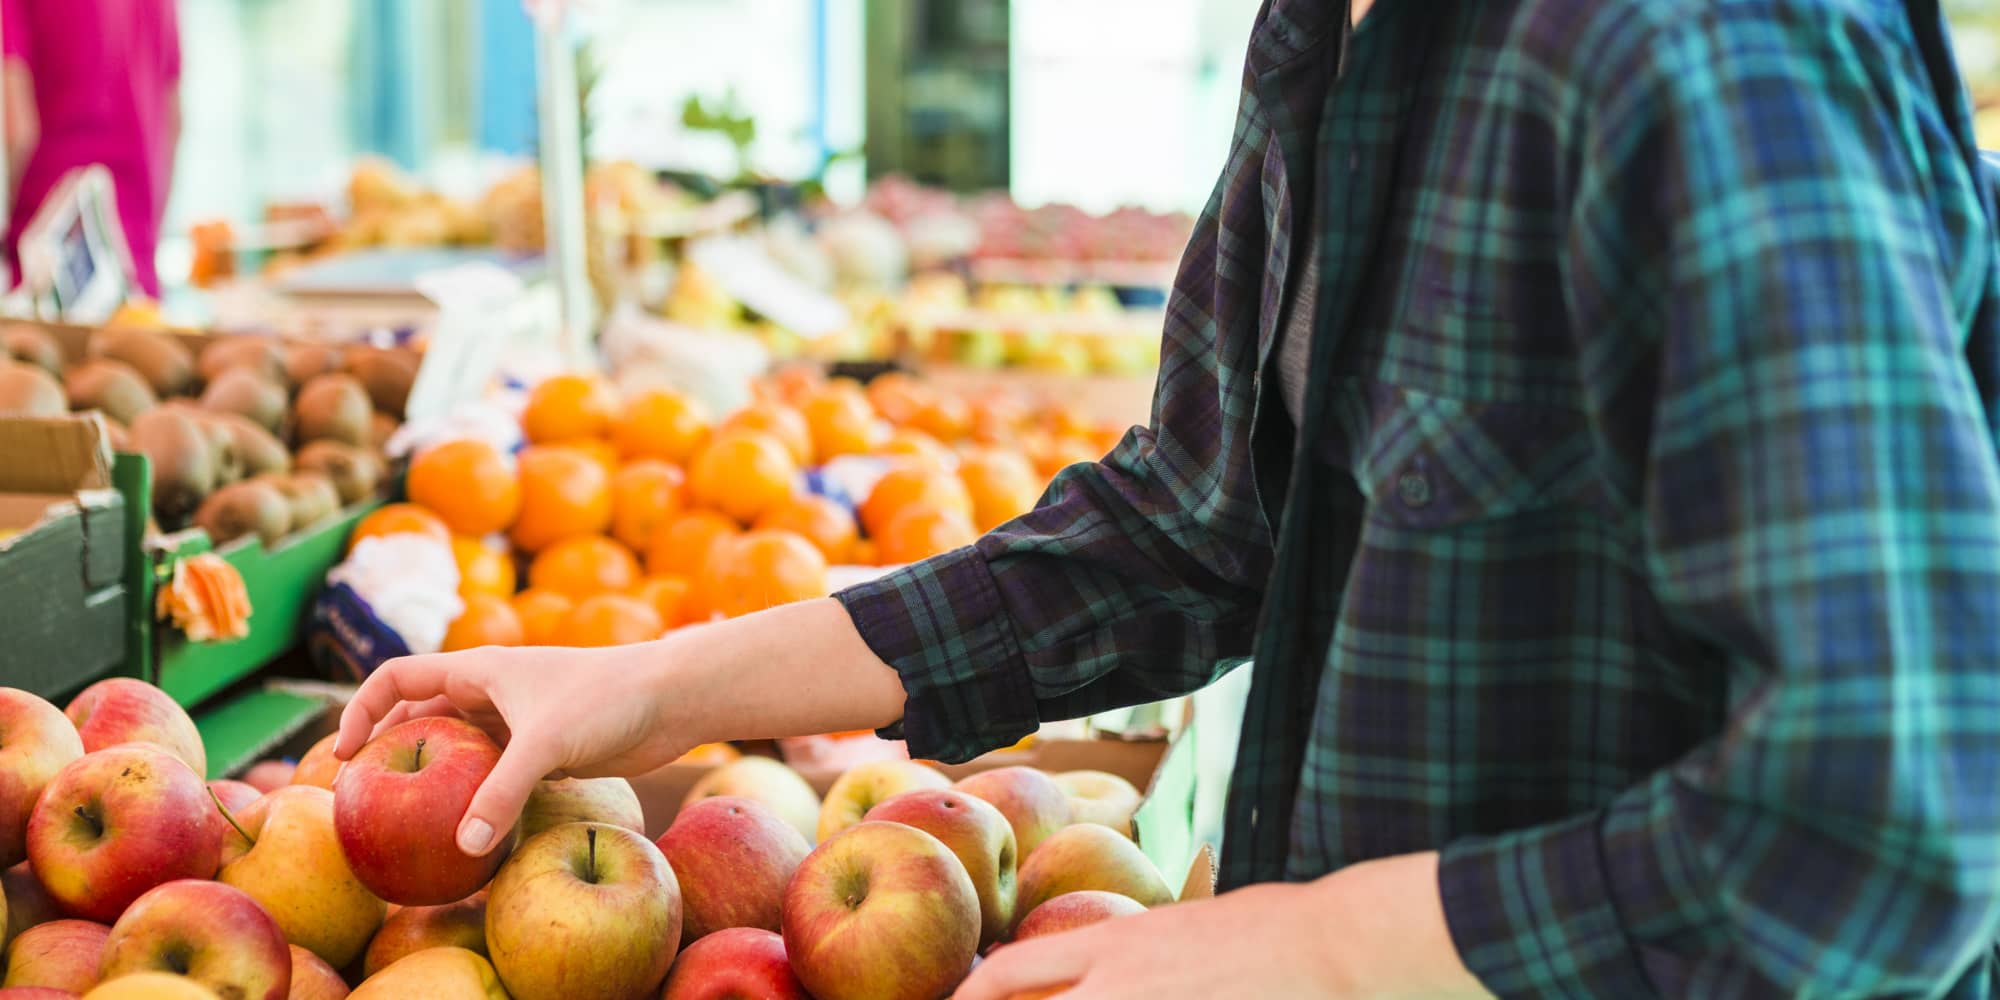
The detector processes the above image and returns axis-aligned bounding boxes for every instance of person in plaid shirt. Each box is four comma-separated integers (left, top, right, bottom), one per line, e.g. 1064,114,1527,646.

342,0,2000,995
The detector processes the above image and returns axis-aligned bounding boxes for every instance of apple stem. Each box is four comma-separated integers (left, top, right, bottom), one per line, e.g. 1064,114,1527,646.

72,804,101,838
586,827,599,884
209,786,255,847
413,737,426,770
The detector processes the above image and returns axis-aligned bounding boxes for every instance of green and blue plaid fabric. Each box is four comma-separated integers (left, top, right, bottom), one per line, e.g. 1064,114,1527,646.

840,1,2000,995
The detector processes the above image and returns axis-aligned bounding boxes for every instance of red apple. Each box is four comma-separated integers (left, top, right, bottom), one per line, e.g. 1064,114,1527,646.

681,757,821,844
242,761,295,793
0,690,84,869
218,786,386,969
815,761,949,842
864,789,1016,947
332,718,508,905
1011,890,1145,940
485,823,682,1000
781,821,980,1000
207,780,262,853
3,919,108,992
953,767,1071,858
658,928,809,1000
27,746,223,922
656,797,809,945
0,987,81,999
360,892,487,979
1014,824,1172,928
3,860,62,948
518,777,643,841
63,679,206,778
288,736,340,791
287,944,348,1000
98,880,290,1000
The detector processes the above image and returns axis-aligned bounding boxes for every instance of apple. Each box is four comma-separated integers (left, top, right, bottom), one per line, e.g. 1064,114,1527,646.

953,767,1070,859
4,919,109,992
1011,890,1146,940
681,757,821,843
1014,824,1172,925
781,821,980,1000
0,986,85,999
360,891,486,978
518,777,643,841
28,746,223,922
98,880,290,1000
4,862,62,944
0,689,85,869
1052,771,1141,837
332,718,509,906
286,945,348,1000
82,973,222,999
347,947,506,1000
864,789,1017,947
288,736,340,791
998,989,1071,1000
656,797,809,945
207,780,261,853
485,823,681,1000
63,679,206,777
815,760,949,842
242,760,295,793
658,928,809,1000
217,786,387,969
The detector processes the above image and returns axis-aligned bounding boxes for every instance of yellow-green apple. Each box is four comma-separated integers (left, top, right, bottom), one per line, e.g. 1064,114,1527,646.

98,880,290,1000
82,973,222,999
781,821,980,1000
0,689,84,869
1014,823,1171,926
864,789,1016,947
360,892,486,978
63,679,206,777
4,919,109,992
27,746,223,922
518,777,643,841
486,823,681,1000
332,718,508,905
347,947,506,1000
0,986,84,998
217,786,386,968
815,761,948,842
953,767,1070,858
288,736,340,791
658,928,809,1000
682,757,820,843
207,780,261,852
1052,771,1141,837
1011,890,1146,940
241,760,295,793
4,862,62,945
286,945,348,1000
656,797,809,945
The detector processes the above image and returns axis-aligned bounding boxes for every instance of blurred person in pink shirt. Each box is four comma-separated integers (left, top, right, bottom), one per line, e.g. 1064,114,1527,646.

3,0,182,296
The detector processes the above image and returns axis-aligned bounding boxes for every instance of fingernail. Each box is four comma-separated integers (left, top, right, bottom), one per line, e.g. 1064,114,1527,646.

458,819,494,855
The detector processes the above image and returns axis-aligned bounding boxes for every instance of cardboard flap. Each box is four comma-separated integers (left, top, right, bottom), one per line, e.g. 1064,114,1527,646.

1180,844,1218,900
0,414,112,493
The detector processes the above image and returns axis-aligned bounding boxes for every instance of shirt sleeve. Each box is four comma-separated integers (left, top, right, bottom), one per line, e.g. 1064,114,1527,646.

839,191,1277,763
3,0,29,62
1438,5,2000,997
160,0,180,84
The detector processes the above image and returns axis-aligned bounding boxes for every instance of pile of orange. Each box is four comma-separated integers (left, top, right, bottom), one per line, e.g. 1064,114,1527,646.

383,367,1121,653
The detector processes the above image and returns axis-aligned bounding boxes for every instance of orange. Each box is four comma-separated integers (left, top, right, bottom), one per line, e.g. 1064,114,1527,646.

558,594,665,647
763,367,824,407
875,504,978,565
689,431,800,525
611,460,685,552
613,389,710,464
717,401,813,466
878,428,955,471
510,446,613,552
629,575,693,629
909,394,971,442
970,395,1029,445
528,535,642,600
1090,422,1129,455
408,439,520,535
851,539,879,566
959,449,1043,532
1044,403,1095,439
522,373,620,444
697,531,830,618
801,385,882,460
866,372,931,426
644,510,741,579
860,464,973,538
511,588,574,646
348,503,450,553
567,438,623,479
451,535,518,598
1031,434,1102,479
754,494,859,564
441,594,525,652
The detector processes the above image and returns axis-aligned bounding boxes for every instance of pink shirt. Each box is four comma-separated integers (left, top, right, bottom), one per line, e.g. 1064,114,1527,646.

5,0,180,296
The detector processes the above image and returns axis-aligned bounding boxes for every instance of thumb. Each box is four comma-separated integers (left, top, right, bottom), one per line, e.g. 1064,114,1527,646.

457,738,557,856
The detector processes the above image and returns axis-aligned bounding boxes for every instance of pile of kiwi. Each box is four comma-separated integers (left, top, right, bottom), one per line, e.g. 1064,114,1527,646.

0,322,416,548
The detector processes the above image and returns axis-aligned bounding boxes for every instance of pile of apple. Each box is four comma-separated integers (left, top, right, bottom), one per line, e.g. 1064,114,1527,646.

0,679,1164,1000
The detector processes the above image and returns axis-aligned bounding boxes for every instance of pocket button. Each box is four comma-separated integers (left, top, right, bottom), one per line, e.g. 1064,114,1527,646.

1396,471,1433,509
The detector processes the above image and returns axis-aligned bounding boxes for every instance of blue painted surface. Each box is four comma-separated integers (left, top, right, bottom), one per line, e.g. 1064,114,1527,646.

479,0,540,155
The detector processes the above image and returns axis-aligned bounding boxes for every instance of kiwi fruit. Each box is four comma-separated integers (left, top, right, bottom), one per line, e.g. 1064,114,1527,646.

0,363,66,415
295,440,383,505
159,401,242,484
282,344,344,389
197,337,286,387
128,407,217,523
1,325,62,373
200,368,287,434
102,418,132,452
65,359,158,424
345,347,418,418
194,480,293,548
293,373,373,447
369,412,399,453
257,472,340,529
90,327,195,397
209,412,289,477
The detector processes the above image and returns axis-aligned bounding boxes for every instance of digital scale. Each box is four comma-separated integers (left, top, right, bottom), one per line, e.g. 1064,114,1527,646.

16,165,134,325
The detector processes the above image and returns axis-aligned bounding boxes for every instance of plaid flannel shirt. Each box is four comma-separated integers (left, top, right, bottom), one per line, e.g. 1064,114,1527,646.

839,1,2000,995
